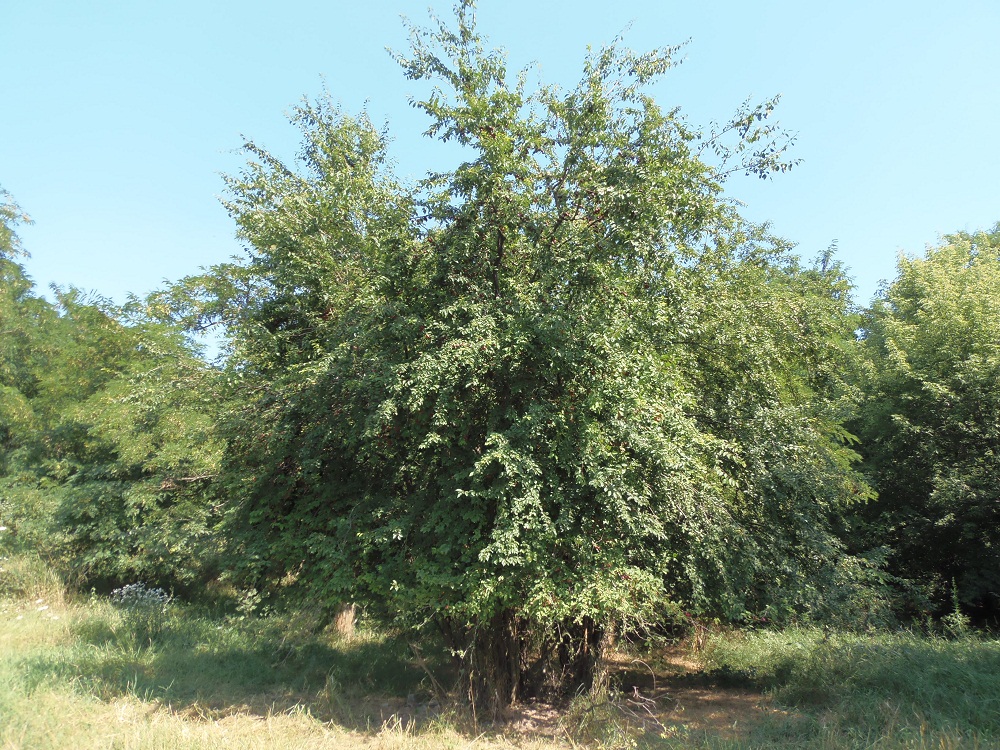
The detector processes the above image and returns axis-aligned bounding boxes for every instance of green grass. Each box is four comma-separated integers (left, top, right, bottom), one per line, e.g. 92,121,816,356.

0,550,65,603
3,557,1000,749
696,626,1000,749
7,599,429,719
1,590,546,749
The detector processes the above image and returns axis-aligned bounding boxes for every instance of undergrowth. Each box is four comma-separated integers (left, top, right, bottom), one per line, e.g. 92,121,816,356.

2,553,1000,748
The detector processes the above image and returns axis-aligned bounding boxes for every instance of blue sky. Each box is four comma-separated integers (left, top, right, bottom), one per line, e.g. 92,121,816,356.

2,1,998,307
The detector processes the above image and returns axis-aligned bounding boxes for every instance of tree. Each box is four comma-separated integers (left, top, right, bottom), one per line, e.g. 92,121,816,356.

0,187,225,591
852,226,1000,617
205,3,867,712
0,188,43,468
52,299,227,592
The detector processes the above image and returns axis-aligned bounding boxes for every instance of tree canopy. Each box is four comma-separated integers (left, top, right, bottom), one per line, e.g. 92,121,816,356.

852,226,1000,616
190,2,869,710
0,187,225,592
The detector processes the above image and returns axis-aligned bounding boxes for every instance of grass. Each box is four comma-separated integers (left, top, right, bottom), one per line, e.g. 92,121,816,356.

0,589,557,749
2,558,1000,748
696,627,1000,749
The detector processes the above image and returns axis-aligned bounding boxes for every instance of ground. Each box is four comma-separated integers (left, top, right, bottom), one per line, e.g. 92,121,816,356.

5,591,998,748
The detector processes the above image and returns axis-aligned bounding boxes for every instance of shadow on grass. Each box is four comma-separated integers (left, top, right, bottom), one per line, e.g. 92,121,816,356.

16,606,445,732
704,629,1000,745
18,610,1000,747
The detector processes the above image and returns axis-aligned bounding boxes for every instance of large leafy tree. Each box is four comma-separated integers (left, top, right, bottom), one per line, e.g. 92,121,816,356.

207,4,867,710
0,187,225,590
852,226,1000,616
47,301,227,591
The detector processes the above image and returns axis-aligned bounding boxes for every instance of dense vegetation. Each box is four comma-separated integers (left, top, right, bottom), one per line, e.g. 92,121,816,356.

2,2,998,722
849,228,1000,619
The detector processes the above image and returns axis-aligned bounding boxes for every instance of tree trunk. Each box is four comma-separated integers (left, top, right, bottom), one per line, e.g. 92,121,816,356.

445,612,612,718
332,602,356,639
467,610,522,720
556,616,607,695
437,611,614,719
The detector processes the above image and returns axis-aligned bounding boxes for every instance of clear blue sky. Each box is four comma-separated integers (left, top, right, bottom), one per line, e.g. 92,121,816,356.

2,1,998,307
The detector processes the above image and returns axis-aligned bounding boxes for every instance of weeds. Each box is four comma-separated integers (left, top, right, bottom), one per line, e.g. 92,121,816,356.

109,582,171,646
0,551,64,604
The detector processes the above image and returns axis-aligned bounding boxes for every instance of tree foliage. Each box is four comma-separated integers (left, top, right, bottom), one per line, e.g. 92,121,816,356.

0,187,225,591
852,226,1000,615
200,3,868,710
0,189,43,465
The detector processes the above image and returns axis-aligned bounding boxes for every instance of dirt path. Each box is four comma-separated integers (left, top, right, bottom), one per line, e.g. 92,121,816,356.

501,645,782,742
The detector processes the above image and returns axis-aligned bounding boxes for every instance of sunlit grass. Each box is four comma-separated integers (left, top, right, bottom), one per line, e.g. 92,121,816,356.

3,558,1000,749
0,551,65,604
0,578,566,749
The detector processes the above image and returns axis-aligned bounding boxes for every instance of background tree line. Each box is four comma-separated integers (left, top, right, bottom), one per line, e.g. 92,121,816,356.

2,3,998,715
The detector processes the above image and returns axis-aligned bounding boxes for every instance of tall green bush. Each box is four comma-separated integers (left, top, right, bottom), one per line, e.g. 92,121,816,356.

192,4,869,711
0,187,225,592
